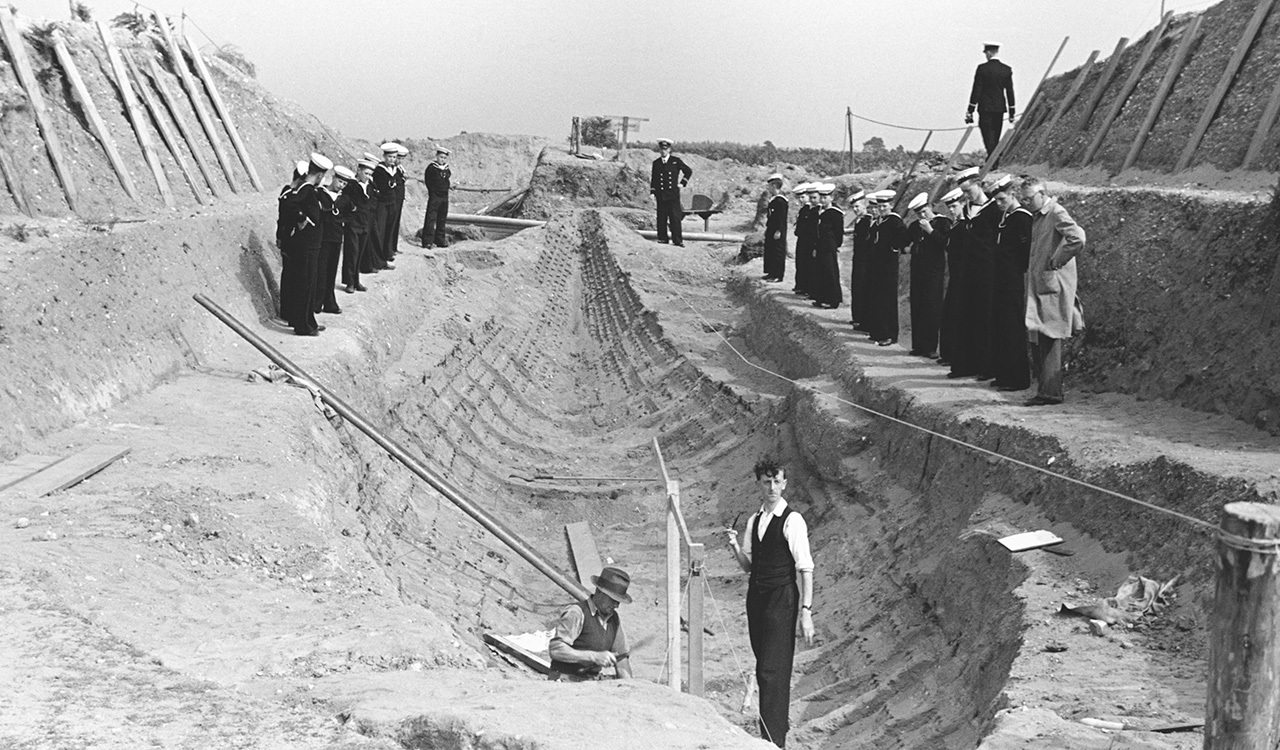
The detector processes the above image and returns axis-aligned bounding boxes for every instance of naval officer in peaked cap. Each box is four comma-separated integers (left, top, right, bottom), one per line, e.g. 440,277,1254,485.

650,138,693,247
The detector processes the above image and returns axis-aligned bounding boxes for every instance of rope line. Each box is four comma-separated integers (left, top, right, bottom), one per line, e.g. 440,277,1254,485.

649,266,1221,537
1218,531,1280,556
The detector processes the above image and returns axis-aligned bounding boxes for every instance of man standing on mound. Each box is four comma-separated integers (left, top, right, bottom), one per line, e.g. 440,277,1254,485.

725,458,815,747
650,137,692,247
547,566,633,681
966,42,1015,154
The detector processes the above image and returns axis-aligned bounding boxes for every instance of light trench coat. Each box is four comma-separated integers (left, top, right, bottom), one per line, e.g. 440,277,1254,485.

1025,196,1086,339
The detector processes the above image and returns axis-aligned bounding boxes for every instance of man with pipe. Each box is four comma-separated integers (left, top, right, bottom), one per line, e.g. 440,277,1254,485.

724,457,815,747
548,566,634,681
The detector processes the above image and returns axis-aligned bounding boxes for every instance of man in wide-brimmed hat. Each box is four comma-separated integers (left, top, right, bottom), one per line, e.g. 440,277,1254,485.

548,566,633,680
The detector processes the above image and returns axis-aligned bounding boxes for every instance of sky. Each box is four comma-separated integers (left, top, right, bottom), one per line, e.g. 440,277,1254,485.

19,0,1222,153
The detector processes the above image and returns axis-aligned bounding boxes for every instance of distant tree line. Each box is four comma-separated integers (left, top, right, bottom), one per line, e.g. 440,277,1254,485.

625,137,983,177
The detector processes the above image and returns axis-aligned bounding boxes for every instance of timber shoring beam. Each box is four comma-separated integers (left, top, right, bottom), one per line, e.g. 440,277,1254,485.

1123,15,1204,173
181,31,262,191
141,52,224,200
1082,12,1173,167
1076,37,1131,137
1025,49,1100,164
98,21,174,208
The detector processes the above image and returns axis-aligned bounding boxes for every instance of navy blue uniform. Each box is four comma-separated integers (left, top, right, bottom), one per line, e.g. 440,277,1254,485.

422,161,451,248
763,194,789,280
650,155,692,245
969,59,1015,153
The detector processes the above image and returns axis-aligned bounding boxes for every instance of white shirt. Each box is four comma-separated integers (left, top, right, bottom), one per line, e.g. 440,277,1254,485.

742,499,814,573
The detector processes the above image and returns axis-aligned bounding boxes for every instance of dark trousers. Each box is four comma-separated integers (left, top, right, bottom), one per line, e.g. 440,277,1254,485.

280,243,318,334
793,239,812,294
763,236,786,279
978,110,1004,154
362,203,392,272
991,285,1030,389
747,582,798,748
952,278,993,376
388,200,403,259
423,193,450,247
812,249,843,307
869,253,899,342
342,227,366,288
909,264,944,355
1030,333,1065,401
656,197,684,244
313,239,342,313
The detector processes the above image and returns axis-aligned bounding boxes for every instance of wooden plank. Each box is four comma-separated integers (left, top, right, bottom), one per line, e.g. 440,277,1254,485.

564,521,603,590
1244,70,1280,168
998,529,1065,553
666,480,680,690
0,454,64,491
1082,12,1173,166
1077,37,1131,133
1027,50,1101,164
0,136,33,215
482,632,553,675
181,31,262,191
98,21,174,208
1123,16,1204,172
50,31,140,202
0,8,78,212
892,130,932,210
687,543,705,697
1,444,130,498
1003,35,1070,161
152,10,240,192
928,126,974,202
1177,0,1278,171
122,51,205,204
142,53,224,200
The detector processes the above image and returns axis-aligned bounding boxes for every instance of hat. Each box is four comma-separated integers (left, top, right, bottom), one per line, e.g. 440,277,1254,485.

984,41,1001,50
363,152,381,163
817,183,835,195
656,138,673,147
954,166,981,185
332,165,356,181
294,160,308,178
766,172,784,184
872,189,896,203
942,187,964,204
435,146,451,155
804,183,822,193
988,174,1015,194
357,157,379,170
591,566,633,603
380,142,400,154
395,144,409,156
308,152,333,172
847,188,866,202
907,192,930,211
792,181,810,193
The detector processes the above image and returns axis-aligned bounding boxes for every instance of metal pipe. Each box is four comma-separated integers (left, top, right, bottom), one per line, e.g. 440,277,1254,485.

192,294,591,602
447,212,746,244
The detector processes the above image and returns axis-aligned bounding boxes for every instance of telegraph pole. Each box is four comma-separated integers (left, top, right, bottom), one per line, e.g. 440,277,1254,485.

846,107,855,173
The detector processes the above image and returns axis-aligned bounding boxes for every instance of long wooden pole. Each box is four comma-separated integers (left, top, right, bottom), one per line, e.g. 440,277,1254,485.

98,21,173,207
892,130,933,211
846,107,854,173
144,53,224,199
666,482,681,690
1077,36,1131,133
181,31,262,191
928,126,974,202
687,536,704,697
1205,502,1280,748
152,10,239,192
1026,49,1100,164
1177,0,1277,171
0,136,32,215
986,36,1069,172
0,8,78,212
1082,12,1173,166
122,51,205,205
51,31,140,202
1123,16,1203,172
1244,74,1280,169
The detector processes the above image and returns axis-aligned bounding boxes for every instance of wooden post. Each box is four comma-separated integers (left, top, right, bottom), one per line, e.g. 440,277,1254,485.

1082,12,1173,166
1077,36,1131,133
0,8,78,212
1205,502,1280,748
1027,50,1100,164
123,51,205,204
570,116,580,155
620,116,629,161
928,126,974,201
985,36,1069,171
1123,16,1203,172
1177,0,1278,171
142,53,223,200
181,30,262,191
0,137,32,215
97,21,173,207
687,540,704,697
1244,74,1280,169
892,130,932,209
666,478,681,691
846,107,854,173
152,10,239,192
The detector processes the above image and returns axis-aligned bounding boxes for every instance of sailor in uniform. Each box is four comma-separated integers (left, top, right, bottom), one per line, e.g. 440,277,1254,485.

948,167,999,379
423,146,452,248
314,165,354,315
811,183,844,309
989,174,1033,391
791,183,814,295
650,138,693,246
846,188,869,327
867,190,905,346
342,158,377,294
281,152,331,336
762,174,789,282
937,188,967,366
903,192,950,358
365,142,400,271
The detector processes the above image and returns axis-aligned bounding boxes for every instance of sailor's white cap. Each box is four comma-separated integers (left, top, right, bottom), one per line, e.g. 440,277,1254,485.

380,142,400,154
942,187,964,204
792,182,810,193
656,137,673,147
766,172,784,183
872,189,896,203
988,174,1015,194
436,146,451,155
294,160,308,177
804,183,822,193
817,183,836,195
357,157,379,170
847,187,866,202
395,144,409,156
907,192,930,212
955,166,981,184
308,152,333,172
331,165,356,181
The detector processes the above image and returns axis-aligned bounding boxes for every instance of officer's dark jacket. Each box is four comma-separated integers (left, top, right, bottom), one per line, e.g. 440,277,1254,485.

650,155,692,200
969,59,1015,114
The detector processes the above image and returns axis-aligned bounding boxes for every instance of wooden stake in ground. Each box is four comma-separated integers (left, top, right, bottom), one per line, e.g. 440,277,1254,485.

1076,37,1131,134
0,8,78,212
892,130,933,210
1082,12,1173,166
1000,35,1070,162
97,21,174,208
1205,502,1280,747
1177,0,1277,171
1026,50,1101,164
152,10,240,192
0,136,33,215
140,52,223,200
122,51,205,205
928,126,973,202
1245,73,1280,170
181,30,262,191
1123,16,1203,173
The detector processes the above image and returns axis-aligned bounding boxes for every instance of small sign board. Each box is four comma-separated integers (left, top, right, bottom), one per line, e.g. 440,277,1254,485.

998,529,1064,553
